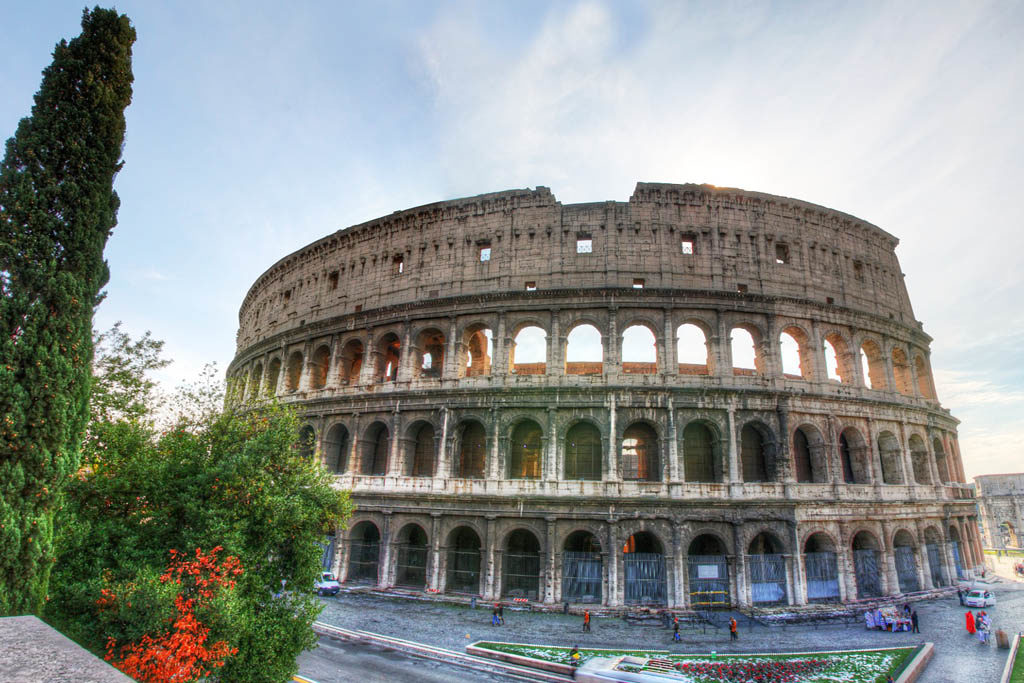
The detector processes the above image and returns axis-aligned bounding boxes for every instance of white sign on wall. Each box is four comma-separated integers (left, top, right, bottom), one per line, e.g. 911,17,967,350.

697,565,719,579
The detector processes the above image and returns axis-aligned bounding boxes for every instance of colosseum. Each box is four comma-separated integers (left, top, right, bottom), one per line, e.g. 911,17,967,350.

228,182,982,610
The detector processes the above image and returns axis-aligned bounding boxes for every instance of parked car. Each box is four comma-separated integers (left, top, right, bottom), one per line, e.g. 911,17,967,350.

964,589,996,607
314,572,341,596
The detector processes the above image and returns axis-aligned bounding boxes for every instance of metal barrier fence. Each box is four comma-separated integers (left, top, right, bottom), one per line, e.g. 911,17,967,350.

562,551,602,603
446,549,480,594
804,551,840,602
748,553,787,605
624,552,666,605
503,552,540,601
688,555,730,606
347,541,380,583
395,544,428,588
854,549,882,598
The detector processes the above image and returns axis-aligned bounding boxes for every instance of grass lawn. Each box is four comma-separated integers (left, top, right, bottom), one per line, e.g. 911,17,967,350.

474,641,916,682
1010,637,1024,683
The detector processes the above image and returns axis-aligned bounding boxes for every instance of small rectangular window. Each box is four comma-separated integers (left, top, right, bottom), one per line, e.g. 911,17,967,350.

479,246,491,262
633,278,645,289
329,271,339,290
354,304,362,312
394,255,404,274
826,296,835,305
853,261,864,281
775,243,790,264
576,237,592,253
525,281,537,291
737,283,748,293
681,239,694,255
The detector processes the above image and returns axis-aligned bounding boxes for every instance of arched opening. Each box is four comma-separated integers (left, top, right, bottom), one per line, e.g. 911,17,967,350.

460,324,492,378
950,526,965,579
893,530,920,593
446,527,482,595
923,527,948,587
622,324,657,374
740,423,775,482
933,438,949,483
408,422,435,478
266,357,282,395
909,435,931,485
286,351,303,392
360,422,389,475
860,340,887,390
839,428,870,484
347,522,380,584
562,531,602,603
394,524,429,589
683,422,718,482
792,425,827,483
915,355,936,399
564,422,602,481
296,425,316,460
877,431,904,484
248,362,263,399
503,530,541,601
621,423,660,482
623,531,666,605
892,347,913,395
688,534,729,607
730,326,760,376
511,325,547,375
376,333,401,382
803,533,839,602
564,323,603,375
415,328,445,379
779,327,811,380
676,323,710,375
509,420,543,479
1002,522,1020,549
823,333,853,383
852,531,882,598
748,532,787,605
324,423,350,473
338,339,364,385
309,345,331,389
455,421,486,479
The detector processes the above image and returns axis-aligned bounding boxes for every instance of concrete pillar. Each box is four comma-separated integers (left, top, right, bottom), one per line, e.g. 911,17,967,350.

667,396,680,482
714,310,730,376
484,517,498,600
663,307,676,379
488,408,501,480
428,514,442,592
389,409,402,476
492,312,506,379
883,341,897,395
880,521,900,595
544,517,556,604
607,395,619,482
732,522,747,607
673,522,686,608
727,403,740,495
378,512,393,589
548,308,561,377
809,320,827,383
866,418,883,486
915,524,934,590
606,521,620,606
442,317,459,380
326,333,340,388
606,307,620,376
789,521,807,605
546,407,558,482
397,321,415,382
358,332,377,385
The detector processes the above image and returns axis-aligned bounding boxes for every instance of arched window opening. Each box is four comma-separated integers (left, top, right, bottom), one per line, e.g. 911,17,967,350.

623,532,666,605
893,530,920,593
621,423,659,481
296,425,316,460
415,329,445,379
409,423,435,478
286,351,303,392
347,522,380,584
839,428,869,484
503,530,541,601
877,431,904,484
445,527,481,594
793,428,813,483
621,325,657,374
683,422,716,482
852,531,882,598
339,339,363,385
823,340,839,381
792,425,826,483
915,355,936,399
564,423,602,481
803,533,840,602
310,345,331,389
376,334,401,382
511,325,546,375
892,347,913,395
740,423,773,482
248,363,263,399
360,422,389,476
676,323,710,375
509,421,543,479
324,424,350,473
730,327,759,375
909,435,931,485
266,357,281,395
860,340,886,390
823,334,853,383
394,524,428,589
779,328,810,379
461,325,492,377
564,324,603,375
933,438,949,483
688,534,729,607
748,532,787,605
563,531,602,603
456,421,486,479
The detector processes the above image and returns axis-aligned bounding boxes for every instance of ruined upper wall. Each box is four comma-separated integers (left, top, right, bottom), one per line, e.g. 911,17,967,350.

975,473,1024,497
236,183,915,351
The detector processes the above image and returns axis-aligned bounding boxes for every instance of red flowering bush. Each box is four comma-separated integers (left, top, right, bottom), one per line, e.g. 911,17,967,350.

674,658,829,682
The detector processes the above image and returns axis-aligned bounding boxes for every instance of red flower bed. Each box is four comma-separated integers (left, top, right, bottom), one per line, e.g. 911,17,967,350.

674,658,829,682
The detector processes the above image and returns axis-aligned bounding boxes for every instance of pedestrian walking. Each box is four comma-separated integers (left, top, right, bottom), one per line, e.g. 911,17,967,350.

966,610,975,635
672,616,680,642
911,610,919,634
730,617,738,641
957,588,965,606
497,602,504,625
491,605,500,627
582,610,591,633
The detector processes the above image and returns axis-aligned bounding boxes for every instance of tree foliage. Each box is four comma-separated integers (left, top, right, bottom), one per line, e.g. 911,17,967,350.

47,328,353,681
0,7,135,616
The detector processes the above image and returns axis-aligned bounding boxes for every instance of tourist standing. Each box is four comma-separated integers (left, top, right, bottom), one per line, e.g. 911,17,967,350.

966,610,975,635
730,617,738,641
672,616,680,642
958,588,965,605
492,605,500,627
911,610,919,634
498,602,505,625
582,610,591,633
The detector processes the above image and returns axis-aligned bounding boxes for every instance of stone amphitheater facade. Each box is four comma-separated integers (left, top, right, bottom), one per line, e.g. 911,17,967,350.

228,182,982,609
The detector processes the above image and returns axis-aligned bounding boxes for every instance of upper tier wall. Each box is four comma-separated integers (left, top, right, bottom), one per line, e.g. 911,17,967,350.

236,183,914,352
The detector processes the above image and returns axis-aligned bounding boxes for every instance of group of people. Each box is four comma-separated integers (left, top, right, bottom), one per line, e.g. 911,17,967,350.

965,610,992,645
864,604,920,633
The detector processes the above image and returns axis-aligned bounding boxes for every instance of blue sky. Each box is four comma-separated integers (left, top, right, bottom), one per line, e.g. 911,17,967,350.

2,1,1022,479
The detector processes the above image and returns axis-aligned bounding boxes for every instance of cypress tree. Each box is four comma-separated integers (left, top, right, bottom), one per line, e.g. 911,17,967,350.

0,7,134,615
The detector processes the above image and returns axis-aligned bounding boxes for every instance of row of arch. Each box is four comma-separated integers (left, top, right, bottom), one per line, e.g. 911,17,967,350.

302,415,958,486
337,517,976,606
234,317,937,400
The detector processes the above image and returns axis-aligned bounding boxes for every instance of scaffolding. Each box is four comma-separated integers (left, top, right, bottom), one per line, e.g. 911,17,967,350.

804,551,840,602
562,551,602,603
624,552,666,605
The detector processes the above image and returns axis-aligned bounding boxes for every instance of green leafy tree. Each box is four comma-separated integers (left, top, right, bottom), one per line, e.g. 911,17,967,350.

0,7,135,616
48,329,353,682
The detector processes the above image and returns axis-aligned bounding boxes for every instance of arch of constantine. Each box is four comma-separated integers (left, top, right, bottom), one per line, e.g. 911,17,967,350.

228,182,981,608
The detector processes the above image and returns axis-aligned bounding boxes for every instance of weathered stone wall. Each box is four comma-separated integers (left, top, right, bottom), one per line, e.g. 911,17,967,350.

975,473,1024,548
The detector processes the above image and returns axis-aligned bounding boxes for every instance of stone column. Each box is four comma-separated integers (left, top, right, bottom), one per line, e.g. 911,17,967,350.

727,403,740,495
549,308,562,377
898,424,915,487
849,329,865,387
827,414,843,485
378,512,393,589
546,407,558,482
714,309,730,377
436,407,450,480
866,418,883,486
667,397,680,483
607,395,619,481
789,521,807,605
883,341,897,394
606,307,620,378
333,524,348,583
442,317,459,380
358,332,377,385
275,345,288,395
838,521,855,601
389,408,402,476
777,399,794,484
428,513,442,592
924,431,942,489
663,307,676,379
484,516,498,600
326,333,341,388
732,521,748,607
492,311,507,379
544,517,557,604
606,521,620,606
488,407,501,480
915,523,934,590
880,521,900,595
298,340,312,392
809,320,827,383
673,522,687,608
397,320,415,382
